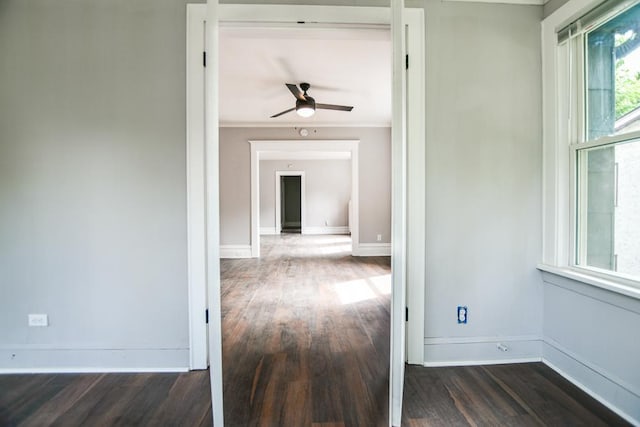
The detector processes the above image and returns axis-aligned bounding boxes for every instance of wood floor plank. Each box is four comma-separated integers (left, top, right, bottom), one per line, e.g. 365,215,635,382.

17,374,104,426
0,374,56,424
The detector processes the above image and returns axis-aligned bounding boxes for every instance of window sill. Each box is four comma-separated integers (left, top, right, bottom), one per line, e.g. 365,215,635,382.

537,264,640,300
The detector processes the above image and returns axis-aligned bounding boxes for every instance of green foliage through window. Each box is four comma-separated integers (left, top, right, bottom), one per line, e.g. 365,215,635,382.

615,58,640,119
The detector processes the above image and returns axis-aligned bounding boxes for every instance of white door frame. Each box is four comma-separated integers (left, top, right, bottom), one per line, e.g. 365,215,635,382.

390,2,407,425
188,4,425,426
275,171,306,234
250,139,359,257
186,4,208,371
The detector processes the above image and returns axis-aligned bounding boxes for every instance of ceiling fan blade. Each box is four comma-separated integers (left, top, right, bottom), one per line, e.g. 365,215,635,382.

316,103,354,112
270,107,296,118
286,83,306,101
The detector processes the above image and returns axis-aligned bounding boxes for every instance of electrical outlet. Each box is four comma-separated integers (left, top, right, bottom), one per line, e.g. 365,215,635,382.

377,234,382,241
457,306,468,324
28,314,48,327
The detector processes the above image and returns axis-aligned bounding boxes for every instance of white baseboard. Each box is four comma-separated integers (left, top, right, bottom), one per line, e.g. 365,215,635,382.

542,341,640,425
423,336,542,367
303,226,350,235
0,348,189,373
353,243,391,256
260,227,276,235
220,244,252,259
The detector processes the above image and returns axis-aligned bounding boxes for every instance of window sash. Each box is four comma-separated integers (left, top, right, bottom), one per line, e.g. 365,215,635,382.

562,7,640,285
558,0,639,44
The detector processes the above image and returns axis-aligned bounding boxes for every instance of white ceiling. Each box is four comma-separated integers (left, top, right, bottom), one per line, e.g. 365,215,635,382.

219,26,391,127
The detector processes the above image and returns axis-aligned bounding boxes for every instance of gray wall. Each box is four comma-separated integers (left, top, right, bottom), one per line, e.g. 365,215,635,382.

0,0,202,369
219,127,391,245
260,160,352,231
422,0,544,362
542,273,640,422
543,0,571,18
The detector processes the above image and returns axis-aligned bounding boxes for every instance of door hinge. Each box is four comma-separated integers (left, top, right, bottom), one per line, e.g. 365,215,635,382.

406,307,409,322
205,309,209,324
405,54,409,70
203,51,207,67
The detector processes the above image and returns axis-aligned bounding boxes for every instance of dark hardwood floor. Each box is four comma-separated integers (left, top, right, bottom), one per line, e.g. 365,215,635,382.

402,363,630,426
0,371,212,426
221,234,391,427
0,234,631,426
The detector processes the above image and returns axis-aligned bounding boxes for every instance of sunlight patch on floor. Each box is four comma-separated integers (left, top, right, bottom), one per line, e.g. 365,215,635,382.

318,242,352,255
368,274,391,295
334,279,377,304
333,274,390,305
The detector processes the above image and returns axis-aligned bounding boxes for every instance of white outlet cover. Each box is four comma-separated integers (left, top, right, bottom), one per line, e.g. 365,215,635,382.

28,314,48,327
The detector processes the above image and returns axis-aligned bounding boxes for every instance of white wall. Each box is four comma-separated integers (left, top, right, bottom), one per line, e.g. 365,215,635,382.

0,0,202,370
422,0,544,364
219,127,391,246
260,160,352,233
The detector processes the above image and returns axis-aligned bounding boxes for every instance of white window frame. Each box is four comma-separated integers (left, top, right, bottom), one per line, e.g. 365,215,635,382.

540,0,640,298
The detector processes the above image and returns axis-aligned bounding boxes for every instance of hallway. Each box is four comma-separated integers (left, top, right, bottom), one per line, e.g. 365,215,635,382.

220,234,391,426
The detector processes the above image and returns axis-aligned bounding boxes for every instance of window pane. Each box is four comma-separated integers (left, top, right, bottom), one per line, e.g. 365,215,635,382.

586,2,640,140
578,138,640,278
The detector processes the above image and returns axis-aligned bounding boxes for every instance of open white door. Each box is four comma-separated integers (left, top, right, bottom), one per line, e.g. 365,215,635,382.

205,1,224,426
390,1,407,426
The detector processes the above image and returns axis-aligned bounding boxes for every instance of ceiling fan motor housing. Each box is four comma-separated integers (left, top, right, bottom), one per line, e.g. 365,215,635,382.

300,82,311,92
296,96,315,110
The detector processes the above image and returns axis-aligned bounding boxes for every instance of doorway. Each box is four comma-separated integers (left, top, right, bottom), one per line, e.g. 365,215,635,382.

281,176,301,233
187,4,426,426
276,172,305,234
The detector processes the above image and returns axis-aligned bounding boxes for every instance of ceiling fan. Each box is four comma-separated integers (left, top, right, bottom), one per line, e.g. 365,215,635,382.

270,83,354,118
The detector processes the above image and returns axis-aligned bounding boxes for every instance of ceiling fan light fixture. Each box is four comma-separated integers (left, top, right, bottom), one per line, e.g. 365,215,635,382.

296,97,316,118
296,106,315,118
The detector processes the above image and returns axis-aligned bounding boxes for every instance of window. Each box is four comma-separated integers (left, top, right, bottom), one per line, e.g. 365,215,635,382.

558,1,640,283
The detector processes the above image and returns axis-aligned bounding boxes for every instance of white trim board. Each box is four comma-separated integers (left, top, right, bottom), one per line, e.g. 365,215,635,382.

220,245,252,259
204,4,225,427
423,338,543,367
186,3,208,372
250,140,359,258
424,358,543,367
0,367,189,374
0,348,190,372
354,243,391,256
260,227,276,235
390,3,407,425
304,226,350,235
404,7,426,368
